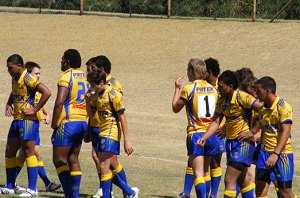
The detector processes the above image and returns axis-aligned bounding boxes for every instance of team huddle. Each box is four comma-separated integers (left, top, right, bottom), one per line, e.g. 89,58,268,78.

0,49,296,198
172,58,296,198
2,49,139,198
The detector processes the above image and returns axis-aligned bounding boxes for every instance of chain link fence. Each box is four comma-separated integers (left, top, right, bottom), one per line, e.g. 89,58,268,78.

0,0,300,21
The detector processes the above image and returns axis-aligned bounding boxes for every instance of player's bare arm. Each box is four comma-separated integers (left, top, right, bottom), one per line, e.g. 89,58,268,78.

172,76,186,113
23,83,51,115
51,86,68,129
118,111,133,155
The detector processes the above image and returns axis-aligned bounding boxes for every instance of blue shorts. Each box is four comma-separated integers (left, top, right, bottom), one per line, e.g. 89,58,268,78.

252,141,262,164
52,121,87,147
226,139,255,167
187,132,218,156
89,126,99,148
35,131,40,145
97,137,120,155
8,120,39,141
256,150,294,182
214,135,226,155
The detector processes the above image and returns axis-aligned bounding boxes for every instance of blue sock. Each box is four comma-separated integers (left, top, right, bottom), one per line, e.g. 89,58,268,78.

71,171,82,198
57,166,73,198
26,156,38,191
113,164,130,196
194,177,206,198
112,173,134,196
5,157,17,189
101,172,113,198
204,175,211,198
241,183,255,198
210,167,222,197
183,166,194,195
37,161,51,186
15,158,24,178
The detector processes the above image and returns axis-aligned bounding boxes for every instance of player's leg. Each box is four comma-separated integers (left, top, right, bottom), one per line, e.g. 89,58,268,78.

53,146,73,197
272,181,282,198
238,166,255,198
204,156,211,198
35,145,61,192
90,126,102,198
179,161,193,198
3,137,21,194
209,154,223,198
68,145,83,198
190,155,206,198
18,120,40,196
276,153,296,198
255,168,270,197
52,123,74,198
98,151,114,198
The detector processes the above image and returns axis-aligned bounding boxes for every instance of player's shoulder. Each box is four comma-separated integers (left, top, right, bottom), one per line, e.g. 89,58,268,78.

277,97,292,111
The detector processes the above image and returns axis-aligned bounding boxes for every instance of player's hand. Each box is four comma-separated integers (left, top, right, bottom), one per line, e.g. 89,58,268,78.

83,132,91,143
238,131,253,141
22,107,36,115
5,104,14,117
124,140,133,155
85,89,95,102
175,76,184,89
265,154,278,168
216,128,226,138
197,138,206,148
51,122,59,130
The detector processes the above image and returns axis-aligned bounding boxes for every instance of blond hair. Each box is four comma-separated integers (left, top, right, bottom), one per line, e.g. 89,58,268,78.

188,58,208,80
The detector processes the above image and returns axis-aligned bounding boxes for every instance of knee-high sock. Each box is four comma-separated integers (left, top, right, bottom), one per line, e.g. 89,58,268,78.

26,156,38,191
56,165,73,198
37,161,51,186
241,183,255,198
5,157,18,189
204,175,211,198
183,166,194,195
112,164,134,196
210,167,222,197
70,171,82,198
101,172,113,198
112,163,130,196
224,190,236,198
194,177,206,198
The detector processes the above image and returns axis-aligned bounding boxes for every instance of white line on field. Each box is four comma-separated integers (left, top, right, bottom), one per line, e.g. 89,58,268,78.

1,138,300,179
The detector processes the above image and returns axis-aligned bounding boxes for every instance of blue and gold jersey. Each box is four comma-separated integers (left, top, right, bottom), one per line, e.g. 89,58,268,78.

215,90,257,140
180,80,218,135
57,68,88,124
90,86,124,141
12,69,40,120
257,96,293,153
89,75,123,127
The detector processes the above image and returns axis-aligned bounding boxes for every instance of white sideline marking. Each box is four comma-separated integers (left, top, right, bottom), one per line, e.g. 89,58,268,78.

1,138,300,178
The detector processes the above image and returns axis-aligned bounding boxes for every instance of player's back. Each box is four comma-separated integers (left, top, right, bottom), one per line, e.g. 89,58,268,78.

57,68,88,123
181,80,218,135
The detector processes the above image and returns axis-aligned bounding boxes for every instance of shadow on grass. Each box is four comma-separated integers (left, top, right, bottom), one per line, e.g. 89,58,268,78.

150,195,177,198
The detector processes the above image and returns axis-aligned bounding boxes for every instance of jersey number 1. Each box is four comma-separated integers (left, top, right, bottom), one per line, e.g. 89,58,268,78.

198,95,215,118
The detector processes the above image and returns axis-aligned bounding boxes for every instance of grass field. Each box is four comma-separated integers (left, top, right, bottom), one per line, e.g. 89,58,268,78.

0,12,299,197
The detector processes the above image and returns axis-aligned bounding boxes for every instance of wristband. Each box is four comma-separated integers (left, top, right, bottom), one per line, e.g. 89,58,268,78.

273,151,280,157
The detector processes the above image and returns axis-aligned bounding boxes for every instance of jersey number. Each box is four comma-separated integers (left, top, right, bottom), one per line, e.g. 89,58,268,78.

76,82,88,103
198,95,215,118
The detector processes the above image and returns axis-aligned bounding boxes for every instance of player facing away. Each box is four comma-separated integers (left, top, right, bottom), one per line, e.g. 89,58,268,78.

172,59,219,198
3,54,51,196
85,71,139,198
86,55,127,198
51,49,88,198
15,62,61,192
197,70,262,198
254,77,297,198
